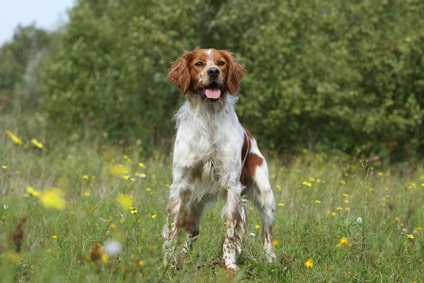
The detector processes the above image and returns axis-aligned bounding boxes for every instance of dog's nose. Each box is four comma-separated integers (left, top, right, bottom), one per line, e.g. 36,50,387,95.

207,67,220,78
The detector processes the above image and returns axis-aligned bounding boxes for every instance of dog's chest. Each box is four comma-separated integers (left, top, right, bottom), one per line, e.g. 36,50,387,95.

175,125,235,169
173,101,244,191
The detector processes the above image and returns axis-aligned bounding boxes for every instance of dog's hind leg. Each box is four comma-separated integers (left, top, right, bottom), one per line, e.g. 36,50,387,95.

243,152,277,261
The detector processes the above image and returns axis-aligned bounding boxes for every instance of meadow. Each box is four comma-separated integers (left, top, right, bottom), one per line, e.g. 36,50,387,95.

1,114,423,282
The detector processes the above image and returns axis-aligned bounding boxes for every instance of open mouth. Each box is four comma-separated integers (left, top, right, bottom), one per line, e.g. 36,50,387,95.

199,82,222,100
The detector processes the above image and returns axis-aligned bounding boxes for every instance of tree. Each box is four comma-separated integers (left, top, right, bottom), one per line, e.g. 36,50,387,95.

0,24,54,111
38,0,424,160
39,0,198,149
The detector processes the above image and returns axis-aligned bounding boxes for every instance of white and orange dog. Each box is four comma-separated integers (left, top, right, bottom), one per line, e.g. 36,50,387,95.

163,49,276,270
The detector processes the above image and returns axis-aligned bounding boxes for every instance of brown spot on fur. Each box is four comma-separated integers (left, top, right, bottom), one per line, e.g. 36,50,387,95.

188,163,203,182
240,153,263,186
168,52,193,94
264,232,272,244
220,51,244,94
241,129,251,164
240,130,263,186
182,218,196,231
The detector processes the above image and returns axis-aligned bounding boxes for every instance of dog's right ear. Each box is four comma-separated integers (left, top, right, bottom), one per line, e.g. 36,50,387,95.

168,52,192,94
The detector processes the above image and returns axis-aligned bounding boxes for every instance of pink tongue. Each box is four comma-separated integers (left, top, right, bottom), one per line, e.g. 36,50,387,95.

205,88,221,99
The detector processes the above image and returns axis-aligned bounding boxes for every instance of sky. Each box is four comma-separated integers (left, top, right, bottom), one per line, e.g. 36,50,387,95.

0,0,76,45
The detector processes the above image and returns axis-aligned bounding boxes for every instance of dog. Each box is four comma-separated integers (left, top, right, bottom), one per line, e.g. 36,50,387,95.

163,49,276,271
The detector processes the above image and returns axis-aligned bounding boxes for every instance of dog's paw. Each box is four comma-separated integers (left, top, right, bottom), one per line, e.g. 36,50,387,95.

224,262,239,271
265,250,277,263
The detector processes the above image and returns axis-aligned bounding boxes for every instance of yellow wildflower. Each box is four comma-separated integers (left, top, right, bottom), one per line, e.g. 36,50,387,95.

302,181,312,187
31,138,43,149
130,207,138,215
6,130,22,145
255,224,261,229
101,253,109,264
137,259,145,266
138,162,146,169
51,235,58,239
272,239,279,246
115,193,135,210
108,164,131,178
26,186,41,197
151,214,157,219
39,189,67,210
305,258,313,269
122,175,134,181
336,236,350,248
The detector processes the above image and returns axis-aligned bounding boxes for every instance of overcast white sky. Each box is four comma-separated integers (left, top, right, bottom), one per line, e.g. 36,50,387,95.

0,0,76,45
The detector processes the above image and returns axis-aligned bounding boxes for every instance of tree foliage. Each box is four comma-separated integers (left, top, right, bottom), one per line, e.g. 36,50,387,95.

3,0,423,161
210,0,424,161
0,24,54,111
38,0,197,149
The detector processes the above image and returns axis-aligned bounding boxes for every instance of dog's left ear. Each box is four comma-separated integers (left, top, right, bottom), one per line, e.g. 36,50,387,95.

226,54,245,95
168,52,192,94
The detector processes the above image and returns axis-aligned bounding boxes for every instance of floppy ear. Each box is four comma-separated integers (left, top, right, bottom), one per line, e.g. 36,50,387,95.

168,52,192,94
226,54,245,95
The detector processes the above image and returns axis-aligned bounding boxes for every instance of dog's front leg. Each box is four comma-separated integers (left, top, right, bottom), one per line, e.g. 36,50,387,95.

222,183,247,271
162,181,191,269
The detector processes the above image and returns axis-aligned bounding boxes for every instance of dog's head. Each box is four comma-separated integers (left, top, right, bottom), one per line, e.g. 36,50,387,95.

168,49,244,101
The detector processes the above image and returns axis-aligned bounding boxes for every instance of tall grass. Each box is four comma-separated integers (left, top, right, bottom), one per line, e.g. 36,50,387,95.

1,114,423,282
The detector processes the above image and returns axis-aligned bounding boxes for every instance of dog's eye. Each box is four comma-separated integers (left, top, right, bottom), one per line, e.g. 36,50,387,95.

195,61,203,66
217,60,225,66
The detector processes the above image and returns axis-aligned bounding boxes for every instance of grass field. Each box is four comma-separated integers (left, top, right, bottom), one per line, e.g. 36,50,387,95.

1,114,423,282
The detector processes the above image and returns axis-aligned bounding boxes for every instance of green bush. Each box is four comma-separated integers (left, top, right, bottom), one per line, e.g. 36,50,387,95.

0,25,53,112
37,0,424,160
210,0,424,161
39,0,193,150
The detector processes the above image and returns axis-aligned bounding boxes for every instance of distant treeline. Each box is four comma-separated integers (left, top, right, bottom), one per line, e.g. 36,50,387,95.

1,0,423,161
